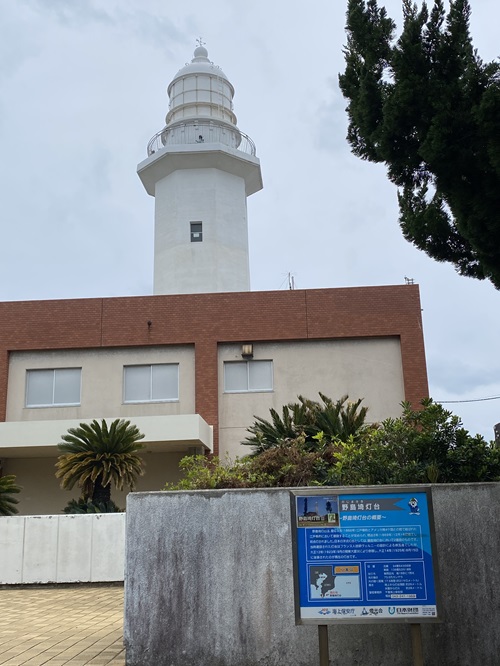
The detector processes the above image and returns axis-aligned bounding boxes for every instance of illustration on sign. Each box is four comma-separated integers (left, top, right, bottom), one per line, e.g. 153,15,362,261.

292,489,440,623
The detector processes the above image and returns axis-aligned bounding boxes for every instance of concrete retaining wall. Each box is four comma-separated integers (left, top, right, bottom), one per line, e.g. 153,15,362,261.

124,484,500,666
0,513,125,584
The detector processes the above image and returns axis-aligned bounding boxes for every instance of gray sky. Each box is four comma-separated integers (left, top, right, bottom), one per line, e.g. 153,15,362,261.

0,0,499,440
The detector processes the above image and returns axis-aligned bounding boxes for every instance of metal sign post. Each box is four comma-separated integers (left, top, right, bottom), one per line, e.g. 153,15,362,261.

318,625,329,666
290,486,441,665
410,623,424,666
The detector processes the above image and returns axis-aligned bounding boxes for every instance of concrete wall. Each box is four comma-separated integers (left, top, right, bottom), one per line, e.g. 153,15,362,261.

0,513,125,584
218,338,405,458
125,484,500,666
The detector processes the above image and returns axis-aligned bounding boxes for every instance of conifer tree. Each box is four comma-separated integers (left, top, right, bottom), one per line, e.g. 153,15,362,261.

339,0,500,288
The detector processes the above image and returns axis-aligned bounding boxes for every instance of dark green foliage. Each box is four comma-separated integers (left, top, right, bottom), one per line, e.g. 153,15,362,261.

166,399,500,490
165,439,339,490
164,454,275,490
242,393,368,455
243,437,340,487
0,474,22,516
56,419,145,506
339,0,500,288
330,399,500,485
62,498,122,514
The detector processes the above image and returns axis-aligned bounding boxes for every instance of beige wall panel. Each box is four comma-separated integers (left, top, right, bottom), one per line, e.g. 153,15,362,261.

218,339,405,459
2,457,80,516
6,346,195,422
56,515,93,582
0,517,25,583
5,451,184,515
23,516,59,582
114,451,185,509
0,514,126,584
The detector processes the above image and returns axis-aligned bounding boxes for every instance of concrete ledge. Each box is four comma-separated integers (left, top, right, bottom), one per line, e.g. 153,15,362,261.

0,413,213,457
137,142,263,196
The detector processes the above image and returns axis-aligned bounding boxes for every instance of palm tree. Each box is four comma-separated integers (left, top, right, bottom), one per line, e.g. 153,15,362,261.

55,419,145,506
0,474,22,516
314,393,368,441
242,393,368,454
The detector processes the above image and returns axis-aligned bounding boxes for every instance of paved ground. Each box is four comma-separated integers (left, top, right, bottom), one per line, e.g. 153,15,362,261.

0,585,125,666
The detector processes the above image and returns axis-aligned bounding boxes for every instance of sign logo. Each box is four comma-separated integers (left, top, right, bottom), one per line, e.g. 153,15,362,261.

408,497,420,515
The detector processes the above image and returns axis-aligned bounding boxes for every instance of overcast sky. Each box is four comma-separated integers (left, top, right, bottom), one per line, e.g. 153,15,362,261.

0,0,498,440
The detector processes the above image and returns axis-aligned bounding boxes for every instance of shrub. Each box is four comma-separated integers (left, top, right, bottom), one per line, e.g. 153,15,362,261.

164,455,273,490
326,400,500,486
62,498,123,513
166,399,500,490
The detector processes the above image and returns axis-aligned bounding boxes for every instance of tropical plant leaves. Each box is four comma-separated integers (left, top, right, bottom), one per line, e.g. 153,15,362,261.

0,475,22,516
56,419,145,505
242,393,368,454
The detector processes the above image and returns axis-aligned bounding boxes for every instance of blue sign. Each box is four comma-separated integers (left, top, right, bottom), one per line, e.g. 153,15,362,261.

292,489,440,623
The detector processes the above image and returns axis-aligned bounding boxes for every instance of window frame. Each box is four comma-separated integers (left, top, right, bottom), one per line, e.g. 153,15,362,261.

123,363,179,404
25,367,82,408
223,360,274,394
190,221,203,242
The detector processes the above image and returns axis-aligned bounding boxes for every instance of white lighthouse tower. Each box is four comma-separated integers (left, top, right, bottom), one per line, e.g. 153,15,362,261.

137,44,263,295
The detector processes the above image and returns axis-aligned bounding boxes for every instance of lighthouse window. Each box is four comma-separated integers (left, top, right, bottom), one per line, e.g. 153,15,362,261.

190,221,203,242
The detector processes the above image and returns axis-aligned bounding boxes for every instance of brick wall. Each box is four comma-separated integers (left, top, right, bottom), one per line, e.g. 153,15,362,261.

0,285,428,453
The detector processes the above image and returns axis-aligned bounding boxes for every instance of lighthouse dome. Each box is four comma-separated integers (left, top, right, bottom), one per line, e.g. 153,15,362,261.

166,45,237,127
170,45,231,84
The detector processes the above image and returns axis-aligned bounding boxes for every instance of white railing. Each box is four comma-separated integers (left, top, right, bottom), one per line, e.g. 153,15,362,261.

147,121,257,157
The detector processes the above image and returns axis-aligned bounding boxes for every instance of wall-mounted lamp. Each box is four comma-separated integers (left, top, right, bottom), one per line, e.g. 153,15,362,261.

241,343,253,359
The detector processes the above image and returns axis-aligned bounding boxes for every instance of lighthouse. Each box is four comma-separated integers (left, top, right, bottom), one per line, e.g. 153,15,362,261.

137,44,263,295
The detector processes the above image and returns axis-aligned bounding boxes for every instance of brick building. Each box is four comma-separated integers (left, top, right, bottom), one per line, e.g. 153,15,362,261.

0,286,428,514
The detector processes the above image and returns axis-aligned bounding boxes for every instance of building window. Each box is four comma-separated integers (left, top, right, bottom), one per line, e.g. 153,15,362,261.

190,221,203,242
124,364,179,403
26,368,81,407
224,360,273,393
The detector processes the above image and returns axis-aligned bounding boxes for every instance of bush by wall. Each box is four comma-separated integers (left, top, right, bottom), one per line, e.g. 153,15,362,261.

165,399,500,490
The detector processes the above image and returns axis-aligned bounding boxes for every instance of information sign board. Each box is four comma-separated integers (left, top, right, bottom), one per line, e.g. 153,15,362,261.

291,487,441,624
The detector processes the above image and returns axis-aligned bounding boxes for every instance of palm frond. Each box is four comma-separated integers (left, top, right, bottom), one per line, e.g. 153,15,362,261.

56,419,145,503
0,475,22,516
242,393,368,454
